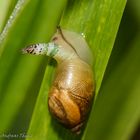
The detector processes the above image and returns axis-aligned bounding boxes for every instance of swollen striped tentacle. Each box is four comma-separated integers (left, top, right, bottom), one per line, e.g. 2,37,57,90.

22,42,59,57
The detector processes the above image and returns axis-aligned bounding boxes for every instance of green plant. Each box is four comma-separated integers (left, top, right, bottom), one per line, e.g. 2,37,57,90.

0,0,140,140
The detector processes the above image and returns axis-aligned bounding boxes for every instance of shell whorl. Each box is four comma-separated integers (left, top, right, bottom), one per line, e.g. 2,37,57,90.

48,59,94,134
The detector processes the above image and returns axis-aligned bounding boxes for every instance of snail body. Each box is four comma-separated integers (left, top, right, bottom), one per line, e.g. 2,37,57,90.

22,27,95,134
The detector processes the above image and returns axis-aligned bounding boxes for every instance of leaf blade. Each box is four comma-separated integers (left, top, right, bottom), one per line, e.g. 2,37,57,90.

26,0,126,140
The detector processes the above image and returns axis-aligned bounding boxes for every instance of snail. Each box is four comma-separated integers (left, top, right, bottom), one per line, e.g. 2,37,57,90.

22,27,95,134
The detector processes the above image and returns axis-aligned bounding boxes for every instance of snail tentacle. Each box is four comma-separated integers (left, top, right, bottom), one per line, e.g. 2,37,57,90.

22,42,59,57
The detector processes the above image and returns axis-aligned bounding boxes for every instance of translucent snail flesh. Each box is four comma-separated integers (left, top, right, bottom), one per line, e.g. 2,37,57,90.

22,27,95,134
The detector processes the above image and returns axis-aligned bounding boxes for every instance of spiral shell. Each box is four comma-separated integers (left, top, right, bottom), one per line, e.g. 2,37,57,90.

48,59,94,133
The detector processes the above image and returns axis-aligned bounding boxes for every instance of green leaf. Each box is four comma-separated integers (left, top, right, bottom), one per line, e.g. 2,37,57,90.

0,0,66,137
0,0,18,33
3,0,140,140
26,0,126,140
83,33,140,140
1,0,19,31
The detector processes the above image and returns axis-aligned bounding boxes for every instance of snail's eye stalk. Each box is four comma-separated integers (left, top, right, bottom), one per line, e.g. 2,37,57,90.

22,43,59,57
22,43,47,55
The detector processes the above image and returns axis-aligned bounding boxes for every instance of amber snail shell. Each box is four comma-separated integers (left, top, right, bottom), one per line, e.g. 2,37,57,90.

48,58,94,133
22,27,95,134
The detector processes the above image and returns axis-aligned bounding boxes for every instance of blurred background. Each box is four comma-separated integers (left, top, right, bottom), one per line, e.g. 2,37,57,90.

0,0,140,140
101,1,140,139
